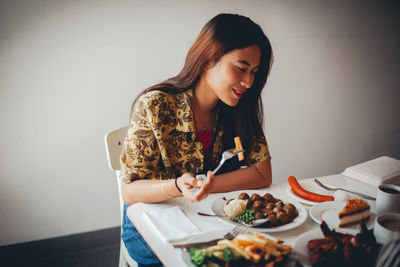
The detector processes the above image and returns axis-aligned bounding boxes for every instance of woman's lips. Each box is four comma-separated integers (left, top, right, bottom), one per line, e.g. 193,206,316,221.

233,88,245,99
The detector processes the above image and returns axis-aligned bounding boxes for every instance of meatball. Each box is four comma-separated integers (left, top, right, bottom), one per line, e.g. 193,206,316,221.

273,206,283,214
263,193,273,201
266,203,275,209
246,199,254,208
270,197,279,203
261,208,271,214
238,192,250,200
255,212,266,220
277,211,289,224
252,200,265,211
275,201,284,207
283,203,297,217
293,209,299,218
267,213,278,226
250,193,262,202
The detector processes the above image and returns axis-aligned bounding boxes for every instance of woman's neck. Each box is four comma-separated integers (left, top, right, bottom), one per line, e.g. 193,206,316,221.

193,77,218,115
192,79,218,132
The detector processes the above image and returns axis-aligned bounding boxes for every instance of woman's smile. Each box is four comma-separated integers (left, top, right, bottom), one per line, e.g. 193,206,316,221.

232,88,246,99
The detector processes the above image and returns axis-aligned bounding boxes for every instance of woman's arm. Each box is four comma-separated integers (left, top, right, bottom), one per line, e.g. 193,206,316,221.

121,160,270,204
121,178,179,205
121,172,215,205
210,159,272,193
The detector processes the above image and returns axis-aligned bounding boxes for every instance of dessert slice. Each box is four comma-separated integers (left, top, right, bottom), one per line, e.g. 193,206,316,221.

338,198,370,227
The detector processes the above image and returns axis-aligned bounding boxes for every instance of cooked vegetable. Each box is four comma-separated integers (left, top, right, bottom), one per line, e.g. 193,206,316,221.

190,247,208,266
223,247,234,262
288,176,334,202
233,208,256,224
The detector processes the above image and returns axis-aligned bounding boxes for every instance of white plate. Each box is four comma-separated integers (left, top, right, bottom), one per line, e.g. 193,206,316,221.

293,228,358,267
178,229,276,266
209,190,307,233
286,179,334,206
309,201,376,230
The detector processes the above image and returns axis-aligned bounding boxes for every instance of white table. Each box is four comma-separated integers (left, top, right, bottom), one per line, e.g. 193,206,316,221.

126,175,376,267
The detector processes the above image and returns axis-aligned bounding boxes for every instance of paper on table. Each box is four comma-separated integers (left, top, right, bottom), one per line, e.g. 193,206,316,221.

143,206,201,241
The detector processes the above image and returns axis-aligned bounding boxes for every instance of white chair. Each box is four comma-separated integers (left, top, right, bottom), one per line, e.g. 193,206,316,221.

104,126,137,267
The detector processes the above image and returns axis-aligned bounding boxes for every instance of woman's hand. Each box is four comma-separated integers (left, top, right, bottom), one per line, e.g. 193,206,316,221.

178,171,215,202
194,171,215,201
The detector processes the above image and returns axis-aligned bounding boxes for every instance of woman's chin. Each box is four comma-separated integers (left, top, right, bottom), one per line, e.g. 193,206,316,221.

220,98,240,107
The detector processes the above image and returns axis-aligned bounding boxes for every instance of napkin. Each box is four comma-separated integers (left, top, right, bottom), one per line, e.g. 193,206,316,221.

143,205,201,241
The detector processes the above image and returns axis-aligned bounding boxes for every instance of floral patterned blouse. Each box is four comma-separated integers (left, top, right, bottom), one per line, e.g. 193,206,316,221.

120,89,271,183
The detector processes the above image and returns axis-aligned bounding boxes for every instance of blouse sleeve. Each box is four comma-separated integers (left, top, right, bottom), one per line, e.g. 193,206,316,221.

119,93,168,183
245,134,271,165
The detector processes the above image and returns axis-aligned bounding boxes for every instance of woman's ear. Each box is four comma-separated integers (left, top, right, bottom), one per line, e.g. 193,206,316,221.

203,60,214,70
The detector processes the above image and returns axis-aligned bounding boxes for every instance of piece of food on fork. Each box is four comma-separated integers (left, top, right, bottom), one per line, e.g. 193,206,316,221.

234,136,244,161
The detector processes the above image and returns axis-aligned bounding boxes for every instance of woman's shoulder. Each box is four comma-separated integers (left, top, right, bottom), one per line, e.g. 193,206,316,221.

138,89,171,103
137,89,192,109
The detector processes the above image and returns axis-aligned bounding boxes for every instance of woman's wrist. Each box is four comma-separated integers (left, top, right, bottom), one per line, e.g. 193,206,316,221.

177,175,189,195
161,179,182,198
175,177,182,193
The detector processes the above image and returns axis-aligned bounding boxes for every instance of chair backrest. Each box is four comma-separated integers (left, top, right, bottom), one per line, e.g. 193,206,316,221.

104,126,128,218
104,126,128,171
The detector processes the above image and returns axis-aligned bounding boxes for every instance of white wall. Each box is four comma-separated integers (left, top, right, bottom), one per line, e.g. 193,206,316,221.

0,0,399,246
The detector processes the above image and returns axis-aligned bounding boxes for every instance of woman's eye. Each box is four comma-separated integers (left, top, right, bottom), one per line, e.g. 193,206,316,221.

236,66,246,72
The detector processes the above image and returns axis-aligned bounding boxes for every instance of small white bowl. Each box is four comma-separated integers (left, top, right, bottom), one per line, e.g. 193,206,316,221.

373,213,400,244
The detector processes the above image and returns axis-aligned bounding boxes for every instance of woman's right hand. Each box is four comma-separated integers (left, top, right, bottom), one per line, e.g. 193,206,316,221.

177,172,214,202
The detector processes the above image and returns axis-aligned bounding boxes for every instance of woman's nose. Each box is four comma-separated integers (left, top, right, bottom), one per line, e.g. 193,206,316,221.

240,73,254,88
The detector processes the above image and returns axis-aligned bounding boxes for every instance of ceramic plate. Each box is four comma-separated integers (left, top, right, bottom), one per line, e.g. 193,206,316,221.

178,229,276,266
309,201,376,230
286,179,334,206
293,228,358,267
209,190,307,233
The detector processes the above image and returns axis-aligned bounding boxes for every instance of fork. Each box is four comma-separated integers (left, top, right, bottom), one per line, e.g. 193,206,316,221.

314,178,376,200
172,225,246,249
212,148,244,175
192,148,244,195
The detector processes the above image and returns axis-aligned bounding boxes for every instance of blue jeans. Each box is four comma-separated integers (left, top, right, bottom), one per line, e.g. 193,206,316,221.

122,204,163,267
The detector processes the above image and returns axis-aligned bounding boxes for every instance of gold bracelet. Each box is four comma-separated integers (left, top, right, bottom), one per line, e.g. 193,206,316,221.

161,180,178,198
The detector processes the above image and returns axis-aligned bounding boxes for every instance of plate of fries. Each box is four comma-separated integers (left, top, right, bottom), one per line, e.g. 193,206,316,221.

180,230,292,267
209,190,308,233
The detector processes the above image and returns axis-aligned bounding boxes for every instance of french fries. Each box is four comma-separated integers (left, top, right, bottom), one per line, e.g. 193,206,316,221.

234,136,244,161
210,232,291,265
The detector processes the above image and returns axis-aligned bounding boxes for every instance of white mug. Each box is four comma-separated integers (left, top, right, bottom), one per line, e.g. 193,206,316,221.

376,184,400,215
373,213,400,244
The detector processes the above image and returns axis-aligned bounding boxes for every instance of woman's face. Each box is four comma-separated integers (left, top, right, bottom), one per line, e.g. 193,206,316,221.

203,44,261,107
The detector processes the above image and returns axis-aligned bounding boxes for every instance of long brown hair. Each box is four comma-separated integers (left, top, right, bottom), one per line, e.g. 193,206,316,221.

131,13,273,153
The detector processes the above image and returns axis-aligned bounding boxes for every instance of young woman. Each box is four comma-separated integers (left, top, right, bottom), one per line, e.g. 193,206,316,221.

120,13,274,267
